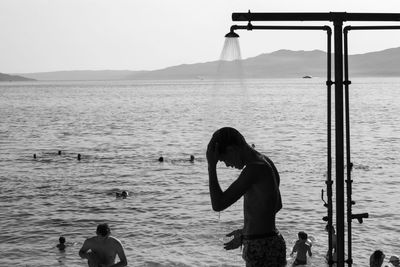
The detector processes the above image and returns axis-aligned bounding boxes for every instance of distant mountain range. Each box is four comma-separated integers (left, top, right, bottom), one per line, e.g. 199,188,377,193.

0,72,35,81
6,47,400,81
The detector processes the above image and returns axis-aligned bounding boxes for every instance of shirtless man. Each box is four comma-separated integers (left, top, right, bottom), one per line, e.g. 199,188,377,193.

207,127,286,266
79,223,127,267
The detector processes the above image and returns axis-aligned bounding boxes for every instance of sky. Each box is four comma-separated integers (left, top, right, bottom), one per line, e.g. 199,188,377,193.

2,0,400,73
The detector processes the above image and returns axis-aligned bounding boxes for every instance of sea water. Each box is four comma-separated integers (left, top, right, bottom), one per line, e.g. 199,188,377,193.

0,78,399,266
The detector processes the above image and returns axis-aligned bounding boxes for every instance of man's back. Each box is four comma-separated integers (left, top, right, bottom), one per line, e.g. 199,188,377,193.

83,236,124,267
294,240,311,261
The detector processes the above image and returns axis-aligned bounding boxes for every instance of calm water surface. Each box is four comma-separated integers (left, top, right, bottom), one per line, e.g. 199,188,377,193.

0,78,399,266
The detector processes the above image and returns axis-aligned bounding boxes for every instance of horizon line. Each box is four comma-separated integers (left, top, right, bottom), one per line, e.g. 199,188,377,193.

6,45,400,75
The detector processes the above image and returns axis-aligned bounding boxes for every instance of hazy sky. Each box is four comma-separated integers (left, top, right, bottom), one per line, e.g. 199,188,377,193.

2,0,400,73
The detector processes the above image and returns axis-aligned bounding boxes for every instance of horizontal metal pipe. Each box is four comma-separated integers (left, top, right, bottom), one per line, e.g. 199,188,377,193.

231,25,330,31
232,12,400,22
345,25,400,31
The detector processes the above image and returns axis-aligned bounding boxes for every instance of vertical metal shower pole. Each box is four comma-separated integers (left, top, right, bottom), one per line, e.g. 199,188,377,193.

343,28,353,267
343,24,400,266
326,28,334,267
333,19,345,267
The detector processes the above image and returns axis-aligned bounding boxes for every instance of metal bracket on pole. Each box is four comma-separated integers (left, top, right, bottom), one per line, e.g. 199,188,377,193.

351,213,369,224
326,80,335,86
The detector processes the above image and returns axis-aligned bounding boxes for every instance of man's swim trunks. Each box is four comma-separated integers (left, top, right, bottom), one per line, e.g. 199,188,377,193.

242,231,287,267
293,258,307,265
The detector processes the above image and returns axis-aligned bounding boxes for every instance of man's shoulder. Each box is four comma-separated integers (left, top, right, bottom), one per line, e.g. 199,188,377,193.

242,164,274,186
244,162,273,175
81,236,97,248
108,236,123,245
86,236,97,242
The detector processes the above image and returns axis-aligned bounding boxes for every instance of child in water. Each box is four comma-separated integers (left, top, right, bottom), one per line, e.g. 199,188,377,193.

325,225,337,263
370,250,385,267
389,255,400,267
291,231,312,265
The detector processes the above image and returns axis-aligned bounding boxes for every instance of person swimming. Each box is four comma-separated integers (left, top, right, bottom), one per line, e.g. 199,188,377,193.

57,236,66,251
158,156,164,162
190,155,195,162
116,191,128,199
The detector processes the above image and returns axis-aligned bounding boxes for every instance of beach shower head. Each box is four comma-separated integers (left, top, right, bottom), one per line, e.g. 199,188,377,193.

221,26,241,61
225,30,239,38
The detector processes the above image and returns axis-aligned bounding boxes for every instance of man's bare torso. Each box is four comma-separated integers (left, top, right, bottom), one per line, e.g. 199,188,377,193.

243,154,282,235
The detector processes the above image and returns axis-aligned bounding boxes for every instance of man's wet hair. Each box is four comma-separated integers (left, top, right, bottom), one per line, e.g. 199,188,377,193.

59,236,65,244
96,223,111,237
298,231,308,240
210,127,247,154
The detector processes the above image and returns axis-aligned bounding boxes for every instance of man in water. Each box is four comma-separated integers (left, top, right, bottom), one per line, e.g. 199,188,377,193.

207,127,286,266
79,223,127,267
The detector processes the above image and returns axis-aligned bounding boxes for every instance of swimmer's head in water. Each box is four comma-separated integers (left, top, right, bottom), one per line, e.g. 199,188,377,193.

96,223,110,237
59,236,65,244
121,191,128,198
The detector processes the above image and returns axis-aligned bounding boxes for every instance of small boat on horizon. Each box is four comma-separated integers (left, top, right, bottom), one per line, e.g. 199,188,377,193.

302,75,312,79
